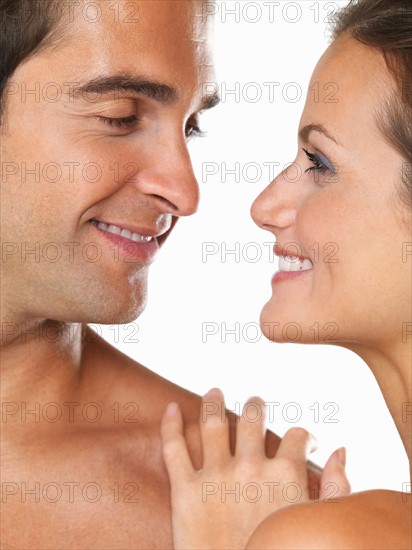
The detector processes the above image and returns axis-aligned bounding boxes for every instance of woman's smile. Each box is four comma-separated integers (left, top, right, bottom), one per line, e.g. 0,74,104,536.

252,33,411,347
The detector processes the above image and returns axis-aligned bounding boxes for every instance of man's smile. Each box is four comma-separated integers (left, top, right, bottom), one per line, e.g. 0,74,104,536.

89,214,172,243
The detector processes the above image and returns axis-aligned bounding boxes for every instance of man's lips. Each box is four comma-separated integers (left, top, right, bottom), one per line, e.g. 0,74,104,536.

89,219,159,263
89,214,172,240
88,214,177,262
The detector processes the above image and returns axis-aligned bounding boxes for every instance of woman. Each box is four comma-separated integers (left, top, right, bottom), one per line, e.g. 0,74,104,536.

161,0,412,548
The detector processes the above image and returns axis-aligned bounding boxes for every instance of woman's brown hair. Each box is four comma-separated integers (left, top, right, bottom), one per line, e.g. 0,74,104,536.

331,0,412,209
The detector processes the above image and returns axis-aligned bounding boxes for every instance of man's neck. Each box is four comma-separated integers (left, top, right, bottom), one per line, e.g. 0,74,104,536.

1,319,85,407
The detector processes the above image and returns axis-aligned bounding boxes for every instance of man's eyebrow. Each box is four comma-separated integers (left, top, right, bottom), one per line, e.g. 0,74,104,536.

68,74,221,111
69,75,179,104
201,92,220,111
299,124,339,145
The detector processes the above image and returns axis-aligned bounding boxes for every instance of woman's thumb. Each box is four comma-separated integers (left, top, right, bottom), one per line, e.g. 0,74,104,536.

320,447,351,501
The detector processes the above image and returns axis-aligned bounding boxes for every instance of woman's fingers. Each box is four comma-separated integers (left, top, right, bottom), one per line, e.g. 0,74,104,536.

200,388,231,469
320,447,351,500
275,427,317,494
236,397,266,458
276,427,317,462
161,402,194,483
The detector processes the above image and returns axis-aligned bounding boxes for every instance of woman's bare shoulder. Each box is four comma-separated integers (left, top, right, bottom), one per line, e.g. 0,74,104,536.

246,490,411,550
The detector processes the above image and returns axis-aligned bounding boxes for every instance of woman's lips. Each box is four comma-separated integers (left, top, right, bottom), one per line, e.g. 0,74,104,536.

271,269,313,284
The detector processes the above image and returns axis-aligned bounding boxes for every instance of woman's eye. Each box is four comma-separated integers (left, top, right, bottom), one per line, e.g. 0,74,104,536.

303,148,334,174
98,115,139,129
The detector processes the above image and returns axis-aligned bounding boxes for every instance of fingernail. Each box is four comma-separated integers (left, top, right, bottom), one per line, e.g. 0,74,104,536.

246,396,265,406
337,447,346,468
165,402,179,416
204,387,223,399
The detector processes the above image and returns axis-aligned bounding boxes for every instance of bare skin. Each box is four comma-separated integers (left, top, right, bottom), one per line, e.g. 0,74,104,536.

2,326,318,550
160,33,412,550
0,2,333,548
161,391,349,550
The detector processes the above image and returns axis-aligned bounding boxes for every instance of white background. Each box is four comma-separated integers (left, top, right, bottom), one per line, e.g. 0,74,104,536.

94,0,410,492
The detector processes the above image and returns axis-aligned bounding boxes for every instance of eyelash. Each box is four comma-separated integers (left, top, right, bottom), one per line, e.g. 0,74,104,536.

98,115,205,138
186,122,206,139
98,115,139,128
303,148,331,174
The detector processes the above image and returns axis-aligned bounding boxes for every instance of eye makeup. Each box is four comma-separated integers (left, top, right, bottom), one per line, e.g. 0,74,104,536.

303,148,335,174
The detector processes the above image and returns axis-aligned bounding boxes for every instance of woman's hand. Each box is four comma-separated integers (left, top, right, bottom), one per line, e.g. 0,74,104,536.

161,388,350,550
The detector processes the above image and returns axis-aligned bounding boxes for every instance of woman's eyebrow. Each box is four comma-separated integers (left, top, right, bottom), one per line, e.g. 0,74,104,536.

299,124,339,145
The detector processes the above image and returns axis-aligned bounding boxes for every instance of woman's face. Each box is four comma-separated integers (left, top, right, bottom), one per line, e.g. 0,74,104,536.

251,34,411,347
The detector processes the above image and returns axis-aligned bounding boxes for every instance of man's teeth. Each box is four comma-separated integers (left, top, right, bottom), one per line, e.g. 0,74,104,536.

92,220,152,243
279,256,313,272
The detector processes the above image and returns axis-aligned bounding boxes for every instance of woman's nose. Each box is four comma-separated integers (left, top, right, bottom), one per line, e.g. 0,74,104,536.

250,167,298,232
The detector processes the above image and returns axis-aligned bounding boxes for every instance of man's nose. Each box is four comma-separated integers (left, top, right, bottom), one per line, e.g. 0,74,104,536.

132,139,200,217
250,166,298,231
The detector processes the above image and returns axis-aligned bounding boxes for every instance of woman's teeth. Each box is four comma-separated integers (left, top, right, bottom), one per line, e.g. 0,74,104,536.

279,256,313,272
91,220,153,243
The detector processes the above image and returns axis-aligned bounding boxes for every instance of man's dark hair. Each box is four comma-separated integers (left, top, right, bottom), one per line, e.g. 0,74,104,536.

331,0,412,209
0,0,68,121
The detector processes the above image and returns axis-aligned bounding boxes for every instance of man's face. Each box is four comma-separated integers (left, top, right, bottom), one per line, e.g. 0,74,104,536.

1,0,216,324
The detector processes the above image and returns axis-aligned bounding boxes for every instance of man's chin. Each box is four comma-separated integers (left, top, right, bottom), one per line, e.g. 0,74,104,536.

68,293,147,327
93,302,146,326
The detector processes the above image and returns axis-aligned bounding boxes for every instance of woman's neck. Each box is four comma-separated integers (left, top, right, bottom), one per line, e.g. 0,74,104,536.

343,337,411,479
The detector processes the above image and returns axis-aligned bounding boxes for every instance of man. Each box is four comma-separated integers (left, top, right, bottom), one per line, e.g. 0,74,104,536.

1,1,341,548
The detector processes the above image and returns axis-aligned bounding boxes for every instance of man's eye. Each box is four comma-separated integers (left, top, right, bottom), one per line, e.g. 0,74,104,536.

185,116,206,140
98,115,139,128
97,114,205,137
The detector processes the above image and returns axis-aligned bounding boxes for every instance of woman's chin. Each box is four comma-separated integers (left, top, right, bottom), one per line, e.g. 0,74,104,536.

259,301,342,345
259,303,295,343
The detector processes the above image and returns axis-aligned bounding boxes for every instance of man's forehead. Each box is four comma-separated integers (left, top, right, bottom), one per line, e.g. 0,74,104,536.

62,1,211,54
87,0,210,39
52,0,217,108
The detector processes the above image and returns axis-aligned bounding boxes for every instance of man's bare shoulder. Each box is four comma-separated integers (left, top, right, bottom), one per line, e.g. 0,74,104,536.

2,331,202,550
82,328,202,420
82,328,308,472
247,490,412,550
